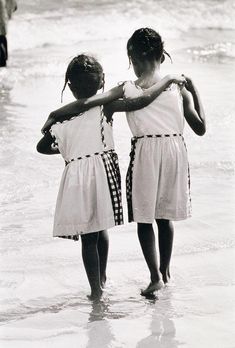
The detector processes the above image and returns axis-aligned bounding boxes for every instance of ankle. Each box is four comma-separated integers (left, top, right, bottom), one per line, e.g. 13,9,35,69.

151,272,161,283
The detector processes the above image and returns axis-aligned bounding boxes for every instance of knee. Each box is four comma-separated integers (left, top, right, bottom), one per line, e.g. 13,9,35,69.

156,219,171,228
137,223,153,234
81,233,98,247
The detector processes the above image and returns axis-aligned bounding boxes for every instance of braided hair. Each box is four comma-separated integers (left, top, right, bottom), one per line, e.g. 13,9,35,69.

127,28,172,64
61,54,104,102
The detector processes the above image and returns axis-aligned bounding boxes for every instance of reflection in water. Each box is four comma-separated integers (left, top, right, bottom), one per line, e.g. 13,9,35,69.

136,292,180,348
86,300,115,348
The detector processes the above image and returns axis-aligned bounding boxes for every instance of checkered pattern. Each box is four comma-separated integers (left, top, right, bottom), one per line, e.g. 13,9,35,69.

57,107,123,241
126,133,183,222
101,151,123,225
181,136,192,213
59,234,79,241
126,137,138,222
100,106,107,149
64,149,115,166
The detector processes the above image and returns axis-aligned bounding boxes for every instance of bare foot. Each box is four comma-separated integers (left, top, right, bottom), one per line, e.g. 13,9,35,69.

141,280,164,296
87,289,103,301
160,268,171,284
100,275,107,289
162,274,170,284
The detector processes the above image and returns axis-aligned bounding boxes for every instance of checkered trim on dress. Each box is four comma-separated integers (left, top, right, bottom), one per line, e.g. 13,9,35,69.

126,133,183,223
100,106,107,149
126,137,138,222
101,151,123,226
49,129,59,149
59,234,79,241
64,149,115,166
181,136,192,215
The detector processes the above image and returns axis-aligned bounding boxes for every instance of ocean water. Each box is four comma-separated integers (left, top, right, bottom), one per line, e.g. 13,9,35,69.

0,0,235,347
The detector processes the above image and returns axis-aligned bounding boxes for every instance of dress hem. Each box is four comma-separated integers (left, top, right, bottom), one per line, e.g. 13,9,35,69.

131,213,192,223
53,217,123,238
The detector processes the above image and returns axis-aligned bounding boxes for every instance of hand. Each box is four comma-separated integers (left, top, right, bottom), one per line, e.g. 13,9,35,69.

183,76,194,92
167,74,186,87
41,114,55,134
103,104,114,123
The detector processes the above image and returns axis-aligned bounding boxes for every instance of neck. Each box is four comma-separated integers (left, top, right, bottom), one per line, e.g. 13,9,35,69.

138,61,162,87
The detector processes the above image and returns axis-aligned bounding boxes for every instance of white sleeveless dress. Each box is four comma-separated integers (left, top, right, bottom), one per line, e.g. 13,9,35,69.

124,81,191,223
50,106,123,239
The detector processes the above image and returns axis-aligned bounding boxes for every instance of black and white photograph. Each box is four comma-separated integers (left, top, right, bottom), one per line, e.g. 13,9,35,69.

0,0,234,347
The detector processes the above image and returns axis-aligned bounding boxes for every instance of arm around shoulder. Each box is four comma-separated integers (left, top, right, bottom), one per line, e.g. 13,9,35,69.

105,75,186,115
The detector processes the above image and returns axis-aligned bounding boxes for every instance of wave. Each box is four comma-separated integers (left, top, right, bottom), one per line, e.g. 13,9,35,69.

8,0,235,51
186,41,235,63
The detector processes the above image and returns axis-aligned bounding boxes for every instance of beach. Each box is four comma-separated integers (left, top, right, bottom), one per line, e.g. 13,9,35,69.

0,0,235,347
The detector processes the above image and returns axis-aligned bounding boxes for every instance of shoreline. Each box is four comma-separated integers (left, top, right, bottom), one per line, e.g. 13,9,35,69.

0,247,234,348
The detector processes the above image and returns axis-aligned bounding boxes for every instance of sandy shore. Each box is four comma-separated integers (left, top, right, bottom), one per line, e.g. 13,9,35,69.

0,244,234,348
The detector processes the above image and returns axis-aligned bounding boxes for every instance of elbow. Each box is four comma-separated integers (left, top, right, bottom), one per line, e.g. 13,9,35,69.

36,142,47,154
196,125,206,136
36,143,44,154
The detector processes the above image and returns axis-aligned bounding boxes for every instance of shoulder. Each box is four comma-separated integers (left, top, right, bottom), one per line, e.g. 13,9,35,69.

121,80,140,98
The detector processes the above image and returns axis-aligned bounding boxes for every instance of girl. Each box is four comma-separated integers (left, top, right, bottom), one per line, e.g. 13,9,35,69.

37,55,124,300
37,54,184,300
123,28,205,295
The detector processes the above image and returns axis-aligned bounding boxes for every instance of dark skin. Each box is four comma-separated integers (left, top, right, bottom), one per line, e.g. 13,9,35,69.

37,61,205,297
37,74,186,300
127,59,206,295
40,74,186,137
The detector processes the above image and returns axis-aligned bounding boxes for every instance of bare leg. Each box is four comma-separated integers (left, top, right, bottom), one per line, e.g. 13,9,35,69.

137,223,163,295
156,219,174,284
81,232,102,300
97,230,109,287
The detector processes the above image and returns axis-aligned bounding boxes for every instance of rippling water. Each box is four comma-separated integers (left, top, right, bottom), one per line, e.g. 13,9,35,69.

0,0,235,346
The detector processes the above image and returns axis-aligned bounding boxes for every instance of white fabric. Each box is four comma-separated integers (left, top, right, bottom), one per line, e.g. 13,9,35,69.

124,81,185,136
124,81,191,222
50,106,116,236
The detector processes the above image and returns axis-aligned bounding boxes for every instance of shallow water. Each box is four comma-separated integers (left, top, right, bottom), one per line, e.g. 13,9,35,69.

0,0,235,347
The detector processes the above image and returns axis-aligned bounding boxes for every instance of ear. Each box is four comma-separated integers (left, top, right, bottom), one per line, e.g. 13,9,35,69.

99,73,105,90
68,82,73,92
161,54,165,64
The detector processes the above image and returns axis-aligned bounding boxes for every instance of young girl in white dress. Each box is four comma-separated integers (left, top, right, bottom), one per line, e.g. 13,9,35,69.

41,30,203,296
124,28,205,295
37,55,125,300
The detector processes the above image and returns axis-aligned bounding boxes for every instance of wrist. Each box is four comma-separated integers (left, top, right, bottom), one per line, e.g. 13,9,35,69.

165,75,174,85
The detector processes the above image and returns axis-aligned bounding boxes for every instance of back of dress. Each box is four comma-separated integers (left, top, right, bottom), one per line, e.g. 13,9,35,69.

124,81,191,223
50,106,114,162
49,106,122,238
124,81,184,136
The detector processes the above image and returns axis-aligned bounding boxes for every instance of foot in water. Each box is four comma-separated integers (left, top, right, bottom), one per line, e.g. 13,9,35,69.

100,275,107,289
141,280,164,296
87,289,103,301
160,268,171,284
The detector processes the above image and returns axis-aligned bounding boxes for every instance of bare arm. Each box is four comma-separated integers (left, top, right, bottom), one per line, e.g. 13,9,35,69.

41,85,124,133
103,74,186,120
36,132,60,155
181,77,206,136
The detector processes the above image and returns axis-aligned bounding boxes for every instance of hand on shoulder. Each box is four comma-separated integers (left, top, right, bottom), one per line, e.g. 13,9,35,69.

165,74,186,87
